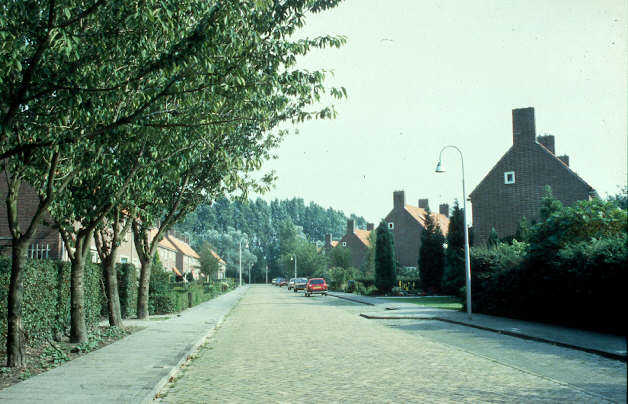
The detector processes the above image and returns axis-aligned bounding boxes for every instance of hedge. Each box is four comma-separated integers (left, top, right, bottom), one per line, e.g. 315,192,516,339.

0,256,103,344
117,263,137,319
470,234,627,335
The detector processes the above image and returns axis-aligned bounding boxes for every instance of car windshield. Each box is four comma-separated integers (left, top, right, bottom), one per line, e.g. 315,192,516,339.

310,279,324,285
297,278,307,282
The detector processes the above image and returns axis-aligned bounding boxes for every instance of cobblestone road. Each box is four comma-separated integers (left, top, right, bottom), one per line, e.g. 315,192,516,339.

159,286,624,403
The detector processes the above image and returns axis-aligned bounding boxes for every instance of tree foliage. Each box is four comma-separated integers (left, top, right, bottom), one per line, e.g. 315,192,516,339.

441,200,465,295
374,220,396,294
418,208,445,293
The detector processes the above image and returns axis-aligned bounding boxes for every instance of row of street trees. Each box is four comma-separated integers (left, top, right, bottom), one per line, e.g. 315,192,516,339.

1,0,345,367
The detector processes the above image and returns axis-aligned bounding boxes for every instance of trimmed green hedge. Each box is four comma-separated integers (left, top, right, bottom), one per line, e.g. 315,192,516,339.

0,256,103,344
471,234,627,335
148,267,235,315
117,263,137,319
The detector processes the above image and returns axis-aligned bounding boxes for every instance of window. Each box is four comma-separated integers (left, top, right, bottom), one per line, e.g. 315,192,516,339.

342,241,347,247
504,171,515,184
388,222,394,230
120,257,128,264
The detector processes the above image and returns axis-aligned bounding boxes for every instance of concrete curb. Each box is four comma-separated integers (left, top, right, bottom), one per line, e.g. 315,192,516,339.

359,313,627,362
327,292,375,306
142,287,248,403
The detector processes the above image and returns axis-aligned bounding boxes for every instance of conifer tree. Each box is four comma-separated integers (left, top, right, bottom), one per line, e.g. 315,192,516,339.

441,200,465,295
487,227,500,248
375,220,396,294
418,208,445,293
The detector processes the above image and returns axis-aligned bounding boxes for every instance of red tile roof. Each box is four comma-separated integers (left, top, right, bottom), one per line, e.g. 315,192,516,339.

404,205,449,236
354,229,372,247
210,248,226,265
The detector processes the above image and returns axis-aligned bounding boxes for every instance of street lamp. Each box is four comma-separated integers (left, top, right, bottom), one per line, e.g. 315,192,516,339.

290,254,297,278
436,145,472,319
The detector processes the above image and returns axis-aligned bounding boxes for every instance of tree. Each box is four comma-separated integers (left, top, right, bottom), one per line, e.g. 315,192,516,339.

328,246,351,269
487,227,500,248
442,200,465,296
418,208,445,293
94,207,136,327
375,220,396,294
198,242,221,281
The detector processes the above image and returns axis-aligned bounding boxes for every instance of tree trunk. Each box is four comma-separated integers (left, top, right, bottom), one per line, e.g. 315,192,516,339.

6,242,27,368
102,256,123,327
136,259,153,320
70,252,87,343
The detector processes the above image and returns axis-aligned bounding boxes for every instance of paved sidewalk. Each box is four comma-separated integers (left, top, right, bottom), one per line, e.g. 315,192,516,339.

0,286,248,403
328,291,627,361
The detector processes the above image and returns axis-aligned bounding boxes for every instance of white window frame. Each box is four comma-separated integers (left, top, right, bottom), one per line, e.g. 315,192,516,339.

342,241,347,247
504,171,515,184
388,222,394,230
120,256,128,264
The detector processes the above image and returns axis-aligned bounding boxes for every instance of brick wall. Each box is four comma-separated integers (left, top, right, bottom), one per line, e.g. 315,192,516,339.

470,108,594,246
0,177,63,259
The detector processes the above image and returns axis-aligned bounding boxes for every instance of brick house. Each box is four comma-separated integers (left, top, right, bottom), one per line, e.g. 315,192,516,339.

323,234,339,253
469,107,596,246
337,220,374,269
383,191,449,269
0,179,202,279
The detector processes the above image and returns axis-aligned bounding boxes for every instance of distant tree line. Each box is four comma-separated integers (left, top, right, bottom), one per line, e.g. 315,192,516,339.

175,197,367,281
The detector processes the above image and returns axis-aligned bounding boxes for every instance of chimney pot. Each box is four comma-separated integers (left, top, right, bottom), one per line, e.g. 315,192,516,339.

439,203,450,218
393,190,406,209
512,107,536,145
537,134,555,154
418,199,429,210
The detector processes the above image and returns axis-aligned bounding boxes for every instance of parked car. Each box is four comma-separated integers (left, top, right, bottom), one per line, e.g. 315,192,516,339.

305,278,328,296
288,278,296,290
293,278,308,293
271,278,278,285
279,278,287,287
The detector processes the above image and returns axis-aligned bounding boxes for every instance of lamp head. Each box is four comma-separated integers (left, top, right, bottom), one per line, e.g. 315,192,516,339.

435,160,445,173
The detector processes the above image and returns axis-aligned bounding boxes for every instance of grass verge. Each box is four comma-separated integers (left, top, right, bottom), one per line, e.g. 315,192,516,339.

380,296,463,310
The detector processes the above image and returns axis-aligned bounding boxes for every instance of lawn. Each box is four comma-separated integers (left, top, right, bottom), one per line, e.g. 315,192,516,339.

380,296,463,310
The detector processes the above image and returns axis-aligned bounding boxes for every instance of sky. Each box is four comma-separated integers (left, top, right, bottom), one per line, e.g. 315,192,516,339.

256,0,627,225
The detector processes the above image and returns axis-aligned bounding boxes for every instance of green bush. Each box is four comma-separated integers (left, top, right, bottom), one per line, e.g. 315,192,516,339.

116,263,137,318
1,257,103,344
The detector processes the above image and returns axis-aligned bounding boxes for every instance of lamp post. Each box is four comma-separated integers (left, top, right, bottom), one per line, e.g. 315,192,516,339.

435,145,472,319
249,263,252,285
290,254,297,278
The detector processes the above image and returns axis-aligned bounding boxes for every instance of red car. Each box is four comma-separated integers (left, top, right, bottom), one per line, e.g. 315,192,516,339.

305,278,328,297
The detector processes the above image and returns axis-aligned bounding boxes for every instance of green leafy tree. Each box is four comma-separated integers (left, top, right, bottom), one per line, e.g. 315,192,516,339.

487,227,500,248
198,242,221,281
442,200,465,296
375,220,396,294
329,246,352,269
418,208,445,293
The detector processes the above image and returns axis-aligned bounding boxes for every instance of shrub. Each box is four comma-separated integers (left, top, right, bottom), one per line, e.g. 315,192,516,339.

1,257,103,344
116,263,137,319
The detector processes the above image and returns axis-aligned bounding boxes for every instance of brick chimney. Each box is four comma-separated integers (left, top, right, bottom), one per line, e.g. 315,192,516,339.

346,219,354,235
418,198,429,210
558,155,570,167
512,107,536,145
366,223,374,231
537,134,555,154
439,203,449,218
393,190,405,210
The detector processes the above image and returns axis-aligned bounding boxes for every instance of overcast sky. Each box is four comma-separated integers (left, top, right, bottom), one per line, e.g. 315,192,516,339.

256,0,627,226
